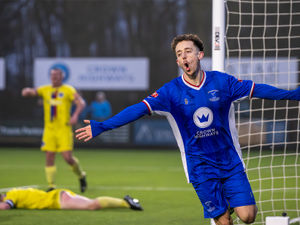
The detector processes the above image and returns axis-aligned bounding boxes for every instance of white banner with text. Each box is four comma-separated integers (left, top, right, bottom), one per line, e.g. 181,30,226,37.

34,58,149,90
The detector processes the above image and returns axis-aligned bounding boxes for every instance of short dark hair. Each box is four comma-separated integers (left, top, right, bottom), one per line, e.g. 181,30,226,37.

0,193,4,202
171,34,204,52
51,68,63,76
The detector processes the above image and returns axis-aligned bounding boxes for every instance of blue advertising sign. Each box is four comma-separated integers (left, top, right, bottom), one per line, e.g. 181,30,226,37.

134,119,177,146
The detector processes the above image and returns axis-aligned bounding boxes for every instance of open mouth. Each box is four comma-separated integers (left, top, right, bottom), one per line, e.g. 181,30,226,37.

184,63,191,72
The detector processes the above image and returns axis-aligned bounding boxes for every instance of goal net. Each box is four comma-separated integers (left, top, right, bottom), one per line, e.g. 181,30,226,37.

225,0,300,224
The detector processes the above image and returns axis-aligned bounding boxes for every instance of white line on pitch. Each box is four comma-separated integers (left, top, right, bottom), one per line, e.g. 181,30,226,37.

0,185,40,192
61,185,194,192
0,185,193,192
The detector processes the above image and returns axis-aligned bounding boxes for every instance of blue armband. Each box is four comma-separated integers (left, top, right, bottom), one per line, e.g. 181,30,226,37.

90,102,149,138
253,83,300,101
5,200,14,209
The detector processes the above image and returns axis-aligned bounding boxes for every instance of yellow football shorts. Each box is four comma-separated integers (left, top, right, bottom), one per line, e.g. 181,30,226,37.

41,125,73,152
44,188,76,209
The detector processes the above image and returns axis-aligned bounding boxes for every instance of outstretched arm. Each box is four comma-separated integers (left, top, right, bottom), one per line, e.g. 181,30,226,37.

252,83,300,100
75,102,149,142
21,87,37,97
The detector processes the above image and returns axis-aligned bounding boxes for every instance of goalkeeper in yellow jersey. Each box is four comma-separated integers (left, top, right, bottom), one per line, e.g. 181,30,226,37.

21,68,87,192
0,187,143,211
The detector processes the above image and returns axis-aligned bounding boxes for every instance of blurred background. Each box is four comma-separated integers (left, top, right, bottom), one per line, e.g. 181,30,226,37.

0,0,212,148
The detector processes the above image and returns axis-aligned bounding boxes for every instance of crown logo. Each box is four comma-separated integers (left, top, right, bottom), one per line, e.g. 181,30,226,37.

193,107,213,128
198,114,209,123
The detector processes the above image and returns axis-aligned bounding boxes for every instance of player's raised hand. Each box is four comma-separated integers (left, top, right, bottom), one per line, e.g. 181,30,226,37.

75,120,92,142
21,87,37,97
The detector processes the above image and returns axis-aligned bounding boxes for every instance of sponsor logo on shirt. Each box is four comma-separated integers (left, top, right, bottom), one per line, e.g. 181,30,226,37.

194,128,219,139
49,99,62,105
193,107,213,128
193,107,219,139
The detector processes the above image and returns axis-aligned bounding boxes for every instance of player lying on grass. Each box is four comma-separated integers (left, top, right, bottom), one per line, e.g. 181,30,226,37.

0,187,142,211
75,33,300,225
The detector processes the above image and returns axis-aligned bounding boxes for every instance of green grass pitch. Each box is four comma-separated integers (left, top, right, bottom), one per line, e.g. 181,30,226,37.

1,147,299,225
0,147,207,225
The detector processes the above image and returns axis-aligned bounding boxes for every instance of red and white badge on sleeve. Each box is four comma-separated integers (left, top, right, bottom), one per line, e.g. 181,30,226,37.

151,91,159,98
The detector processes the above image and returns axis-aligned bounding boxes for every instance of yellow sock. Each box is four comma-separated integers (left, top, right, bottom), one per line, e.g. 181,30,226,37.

96,197,129,209
71,157,85,178
45,166,56,188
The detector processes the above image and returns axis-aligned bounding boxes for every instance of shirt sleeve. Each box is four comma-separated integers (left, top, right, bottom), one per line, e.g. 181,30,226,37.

227,74,255,102
142,85,171,114
4,190,16,209
36,85,46,97
4,200,14,209
90,102,149,137
252,83,300,100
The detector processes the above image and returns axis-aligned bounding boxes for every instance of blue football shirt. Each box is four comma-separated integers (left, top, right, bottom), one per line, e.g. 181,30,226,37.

143,71,255,183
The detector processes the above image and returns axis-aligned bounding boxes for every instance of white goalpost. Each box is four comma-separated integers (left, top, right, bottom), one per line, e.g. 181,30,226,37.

212,0,300,224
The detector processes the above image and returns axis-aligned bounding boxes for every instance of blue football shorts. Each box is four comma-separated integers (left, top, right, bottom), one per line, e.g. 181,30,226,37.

192,170,256,218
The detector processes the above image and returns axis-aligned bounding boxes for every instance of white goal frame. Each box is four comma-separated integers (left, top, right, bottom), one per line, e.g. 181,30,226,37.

212,0,300,224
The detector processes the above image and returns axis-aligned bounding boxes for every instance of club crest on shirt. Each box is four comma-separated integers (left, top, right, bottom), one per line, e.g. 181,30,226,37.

58,92,64,98
193,107,213,128
208,90,220,102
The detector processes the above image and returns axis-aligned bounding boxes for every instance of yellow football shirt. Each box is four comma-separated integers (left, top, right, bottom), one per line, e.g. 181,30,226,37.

4,188,63,209
37,84,76,127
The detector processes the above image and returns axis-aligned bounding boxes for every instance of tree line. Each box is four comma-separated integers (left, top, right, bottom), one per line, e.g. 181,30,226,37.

0,0,211,119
